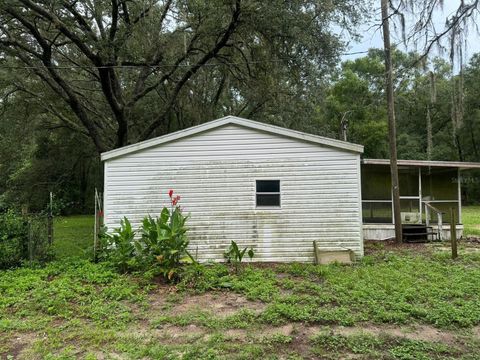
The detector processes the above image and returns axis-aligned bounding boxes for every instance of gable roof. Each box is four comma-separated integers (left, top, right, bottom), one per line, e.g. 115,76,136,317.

101,115,364,161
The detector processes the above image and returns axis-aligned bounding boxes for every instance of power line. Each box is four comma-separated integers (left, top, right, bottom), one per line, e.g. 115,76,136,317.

0,51,371,71
0,61,278,70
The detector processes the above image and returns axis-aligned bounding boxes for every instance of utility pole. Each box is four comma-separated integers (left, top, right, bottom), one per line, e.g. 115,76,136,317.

381,0,403,243
340,111,352,142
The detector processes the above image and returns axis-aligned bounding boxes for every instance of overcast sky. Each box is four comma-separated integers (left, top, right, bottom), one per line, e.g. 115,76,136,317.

342,1,480,65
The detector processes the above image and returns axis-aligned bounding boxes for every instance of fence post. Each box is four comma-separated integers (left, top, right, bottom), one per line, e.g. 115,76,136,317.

425,203,430,227
437,212,443,241
47,192,54,245
28,219,33,261
450,208,458,259
94,188,103,262
94,189,98,262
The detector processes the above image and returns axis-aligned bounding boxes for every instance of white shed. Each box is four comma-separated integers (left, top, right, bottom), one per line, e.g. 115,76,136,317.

101,116,364,262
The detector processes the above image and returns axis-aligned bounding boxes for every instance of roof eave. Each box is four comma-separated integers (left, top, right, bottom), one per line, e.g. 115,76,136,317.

362,158,480,170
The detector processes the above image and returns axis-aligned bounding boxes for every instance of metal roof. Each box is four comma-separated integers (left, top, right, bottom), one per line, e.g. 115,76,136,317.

101,115,364,161
362,158,480,169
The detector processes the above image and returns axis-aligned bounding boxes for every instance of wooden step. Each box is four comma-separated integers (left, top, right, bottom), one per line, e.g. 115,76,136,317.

402,224,438,243
404,233,436,237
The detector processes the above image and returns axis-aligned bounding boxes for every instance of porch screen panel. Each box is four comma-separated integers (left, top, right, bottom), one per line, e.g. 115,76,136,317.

421,169,458,200
361,165,392,223
400,199,420,212
426,202,459,224
399,168,419,196
362,202,393,223
361,165,391,200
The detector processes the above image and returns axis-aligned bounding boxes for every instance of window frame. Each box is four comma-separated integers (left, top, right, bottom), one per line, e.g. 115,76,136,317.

255,179,281,209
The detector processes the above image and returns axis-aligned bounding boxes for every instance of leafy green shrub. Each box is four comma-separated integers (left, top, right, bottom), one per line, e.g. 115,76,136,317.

310,333,457,359
100,190,194,280
0,210,27,268
179,263,231,292
224,240,254,272
388,339,454,360
137,205,193,280
311,332,383,355
0,210,52,269
99,217,137,273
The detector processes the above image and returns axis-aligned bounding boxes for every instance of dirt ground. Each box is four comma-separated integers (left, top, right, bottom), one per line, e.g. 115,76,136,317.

4,242,480,359
137,287,476,357
364,238,480,255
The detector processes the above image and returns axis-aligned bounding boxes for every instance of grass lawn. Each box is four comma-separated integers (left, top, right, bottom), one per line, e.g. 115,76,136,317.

53,215,94,259
463,206,480,237
1,242,480,359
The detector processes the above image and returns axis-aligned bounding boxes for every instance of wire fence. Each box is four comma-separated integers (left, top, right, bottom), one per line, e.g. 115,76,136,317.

25,213,54,262
0,192,55,269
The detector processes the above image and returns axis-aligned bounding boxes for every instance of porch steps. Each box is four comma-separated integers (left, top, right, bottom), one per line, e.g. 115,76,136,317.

402,224,438,243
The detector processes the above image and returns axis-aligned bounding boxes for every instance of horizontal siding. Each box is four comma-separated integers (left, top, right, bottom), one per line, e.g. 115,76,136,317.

104,124,363,262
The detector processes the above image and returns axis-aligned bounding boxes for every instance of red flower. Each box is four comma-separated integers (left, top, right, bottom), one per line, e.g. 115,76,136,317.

172,195,181,206
98,210,104,217
168,189,174,198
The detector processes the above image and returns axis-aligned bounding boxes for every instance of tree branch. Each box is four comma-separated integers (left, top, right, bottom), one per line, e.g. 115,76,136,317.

139,0,242,140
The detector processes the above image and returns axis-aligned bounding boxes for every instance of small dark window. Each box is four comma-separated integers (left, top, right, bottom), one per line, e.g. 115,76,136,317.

256,180,280,207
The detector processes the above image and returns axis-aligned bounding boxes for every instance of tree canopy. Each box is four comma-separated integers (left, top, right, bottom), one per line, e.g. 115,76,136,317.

0,0,362,152
0,1,479,212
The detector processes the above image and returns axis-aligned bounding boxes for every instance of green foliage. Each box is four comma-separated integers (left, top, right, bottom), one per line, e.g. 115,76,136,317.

315,49,480,201
224,240,255,272
311,332,383,355
2,248,480,358
310,332,457,359
179,252,480,328
53,215,94,259
0,259,146,335
99,217,136,273
0,210,52,269
180,263,279,301
463,205,480,236
0,120,100,214
0,0,365,215
388,339,454,360
137,206,193,280
151,307,258,331
179,263,231,292
99,201,193,280
0,210,27,269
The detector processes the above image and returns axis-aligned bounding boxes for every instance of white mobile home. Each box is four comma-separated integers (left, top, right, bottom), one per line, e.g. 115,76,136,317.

101,116,364,262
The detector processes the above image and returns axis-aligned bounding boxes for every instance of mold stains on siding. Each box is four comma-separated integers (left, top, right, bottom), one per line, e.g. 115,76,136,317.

104,124,363,262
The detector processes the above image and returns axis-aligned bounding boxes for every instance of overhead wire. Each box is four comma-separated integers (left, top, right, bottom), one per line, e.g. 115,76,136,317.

0,49,372,70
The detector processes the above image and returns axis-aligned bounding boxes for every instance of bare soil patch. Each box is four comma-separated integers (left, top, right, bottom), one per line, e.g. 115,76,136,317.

364,240,433,256
158,324,206,340
472,325,480,338
147,286,170,311
300,323,458,344
0,332,37,359
262,323,295,337
169,292,266,316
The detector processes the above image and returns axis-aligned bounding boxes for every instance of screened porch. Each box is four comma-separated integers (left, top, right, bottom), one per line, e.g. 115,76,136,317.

361,159,480,240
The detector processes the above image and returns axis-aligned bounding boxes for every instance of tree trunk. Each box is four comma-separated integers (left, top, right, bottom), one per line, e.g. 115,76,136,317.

469,121,479,159
426,107,433,160
427,71,436,160
381,0,403,243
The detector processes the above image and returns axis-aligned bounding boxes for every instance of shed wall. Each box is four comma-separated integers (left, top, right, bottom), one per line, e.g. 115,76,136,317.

104,124,363,262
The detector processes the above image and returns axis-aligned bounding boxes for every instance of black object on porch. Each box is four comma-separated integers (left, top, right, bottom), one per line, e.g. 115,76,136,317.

402,224,438,243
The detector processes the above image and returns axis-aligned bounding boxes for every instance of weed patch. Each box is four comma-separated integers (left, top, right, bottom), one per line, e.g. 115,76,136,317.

2,250,480,358
311,332,459,359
